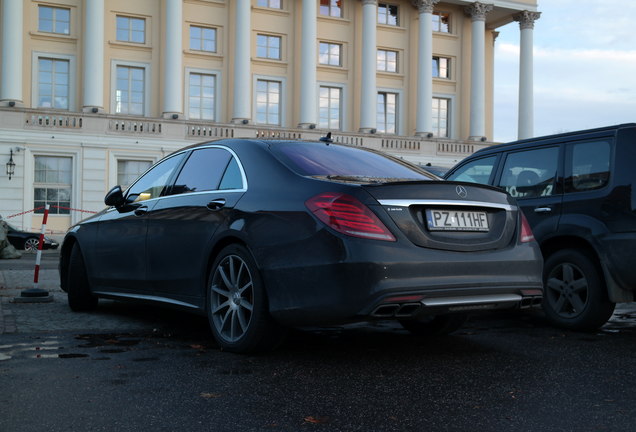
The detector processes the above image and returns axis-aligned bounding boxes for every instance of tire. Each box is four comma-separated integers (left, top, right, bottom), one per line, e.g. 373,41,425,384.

399,314,468,336
207,244,286,353
23,237,39,252
67,244,98,311
542,249,615,331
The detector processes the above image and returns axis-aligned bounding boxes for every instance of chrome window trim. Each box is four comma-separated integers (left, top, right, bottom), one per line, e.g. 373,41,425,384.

378,199,515,211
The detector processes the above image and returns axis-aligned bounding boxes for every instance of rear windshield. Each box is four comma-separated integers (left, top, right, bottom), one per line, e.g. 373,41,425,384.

269,141,432,182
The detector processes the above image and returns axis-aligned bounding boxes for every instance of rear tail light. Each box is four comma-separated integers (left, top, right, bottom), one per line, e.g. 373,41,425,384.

306,192,396,241
519,211,535,243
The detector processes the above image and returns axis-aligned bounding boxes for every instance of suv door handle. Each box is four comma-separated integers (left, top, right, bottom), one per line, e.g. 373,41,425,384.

207,198,226,211
134,206,148,216
534,207,552,214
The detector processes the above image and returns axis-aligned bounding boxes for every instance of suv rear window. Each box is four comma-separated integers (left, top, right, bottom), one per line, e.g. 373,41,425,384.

270,141,431,181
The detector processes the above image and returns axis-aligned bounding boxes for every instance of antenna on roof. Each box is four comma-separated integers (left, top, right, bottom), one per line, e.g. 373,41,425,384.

319,132,333,145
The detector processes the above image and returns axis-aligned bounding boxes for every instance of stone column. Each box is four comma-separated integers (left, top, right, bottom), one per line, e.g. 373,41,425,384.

83,0,104,113
359,0,377,133
232,0,251,123
299,0,317,128
464,2,492,141
412,0,439,137
163,0,183,118
1,0,23,106
514,10,541,140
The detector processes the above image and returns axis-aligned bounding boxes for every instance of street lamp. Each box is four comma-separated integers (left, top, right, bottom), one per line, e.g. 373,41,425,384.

6,149,15,180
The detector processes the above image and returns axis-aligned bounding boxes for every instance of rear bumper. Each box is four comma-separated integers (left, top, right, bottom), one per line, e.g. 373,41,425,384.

260,238,543,326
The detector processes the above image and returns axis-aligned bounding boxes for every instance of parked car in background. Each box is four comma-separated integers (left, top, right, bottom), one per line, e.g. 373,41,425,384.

60,138,543,353
445,123,636,331
6,223,59,252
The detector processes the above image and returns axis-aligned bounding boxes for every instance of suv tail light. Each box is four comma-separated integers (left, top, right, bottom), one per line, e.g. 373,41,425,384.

519,211,535,243
306,192,396,241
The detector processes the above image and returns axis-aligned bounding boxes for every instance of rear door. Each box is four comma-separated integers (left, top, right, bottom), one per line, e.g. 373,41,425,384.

494,146,563,242
145,147,247,305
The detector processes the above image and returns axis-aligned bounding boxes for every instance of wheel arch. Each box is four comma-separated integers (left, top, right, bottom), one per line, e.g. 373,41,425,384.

59,235,78,293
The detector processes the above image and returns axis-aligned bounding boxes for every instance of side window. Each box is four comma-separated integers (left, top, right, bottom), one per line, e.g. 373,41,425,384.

498,147,559,199
219,158,244,190
565,140,611,193
126,154,185,202
446,156,496,184
171,148,233,194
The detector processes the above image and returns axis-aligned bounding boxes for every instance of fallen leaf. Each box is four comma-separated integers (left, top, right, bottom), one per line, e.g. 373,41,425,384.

200,392,222,399
304,416,329,424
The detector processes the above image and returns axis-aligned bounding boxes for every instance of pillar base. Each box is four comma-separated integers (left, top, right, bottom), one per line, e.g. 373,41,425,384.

468,136,488,142
298,123,316,130
1,100,24,108
231,118,250,125
415,131,435,138
162,112,182,120
359,127,377,134
82,106,105,114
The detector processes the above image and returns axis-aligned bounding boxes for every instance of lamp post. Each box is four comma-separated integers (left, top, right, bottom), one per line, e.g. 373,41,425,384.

6,149,15,180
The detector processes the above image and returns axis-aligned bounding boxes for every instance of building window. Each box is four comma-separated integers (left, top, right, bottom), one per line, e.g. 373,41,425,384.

377,92,397,134
189,72,216,120
256,79,281,125
377,49,397,73
34,156,72,215
432,97,449,138
319,86,342,130
37,58,69,110
118,160,152,190
433,56,450,79
256,0,282,8
190,26,217,52
115,65,145,115
319,42,342,66
378,3,398,26
256,34,281,60
320,0,342,17
432,11,450,33
38,5,70,35
116,16,145,44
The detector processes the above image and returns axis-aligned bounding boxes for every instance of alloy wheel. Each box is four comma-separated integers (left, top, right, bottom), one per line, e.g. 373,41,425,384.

24,238,39,252
210,254,255,343
545,262,589,319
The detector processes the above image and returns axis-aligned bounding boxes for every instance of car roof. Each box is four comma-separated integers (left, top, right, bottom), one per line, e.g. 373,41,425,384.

472,123,636,157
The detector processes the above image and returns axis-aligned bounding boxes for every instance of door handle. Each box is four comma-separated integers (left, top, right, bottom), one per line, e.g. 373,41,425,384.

134,206,148,216
534,207,552,214
207,198,226,211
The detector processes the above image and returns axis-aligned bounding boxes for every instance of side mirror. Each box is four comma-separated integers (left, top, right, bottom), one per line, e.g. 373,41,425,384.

104,185,125,207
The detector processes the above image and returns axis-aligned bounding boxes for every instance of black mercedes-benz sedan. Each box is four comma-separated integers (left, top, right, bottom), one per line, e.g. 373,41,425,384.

60,138,543,353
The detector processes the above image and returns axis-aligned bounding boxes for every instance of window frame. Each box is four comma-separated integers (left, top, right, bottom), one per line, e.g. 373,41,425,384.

318,85,343,130
432,56,451,79
185,68,222,121
33,155,73,215
110,60,152,116
376,90,399,135
116,15,146,44
256,0,283,9
432,11,451,33
256,34,282,60
377,48,398,73
31,52,76,111
38,5,71,35
318,41,343,67
319,0,343,18
377,3,399,26
253,75,286,126
189,25,217,53
432,96,451,138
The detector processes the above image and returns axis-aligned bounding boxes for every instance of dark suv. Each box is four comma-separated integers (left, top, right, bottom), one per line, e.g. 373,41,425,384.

445,123,636,330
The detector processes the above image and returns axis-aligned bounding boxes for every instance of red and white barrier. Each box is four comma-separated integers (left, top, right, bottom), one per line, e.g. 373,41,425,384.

32,204,50,290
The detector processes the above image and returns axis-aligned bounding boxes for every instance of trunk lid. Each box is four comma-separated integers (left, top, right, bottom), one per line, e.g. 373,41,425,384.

363,181,519,252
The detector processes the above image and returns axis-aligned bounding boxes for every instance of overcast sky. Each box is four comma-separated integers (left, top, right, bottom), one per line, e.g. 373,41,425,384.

493,0,636,142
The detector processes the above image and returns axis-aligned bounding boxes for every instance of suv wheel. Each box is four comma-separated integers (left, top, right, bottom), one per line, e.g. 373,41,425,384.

543,249,615,331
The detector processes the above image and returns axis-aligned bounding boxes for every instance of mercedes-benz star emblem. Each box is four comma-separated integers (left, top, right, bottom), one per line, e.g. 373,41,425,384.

456,185,468,199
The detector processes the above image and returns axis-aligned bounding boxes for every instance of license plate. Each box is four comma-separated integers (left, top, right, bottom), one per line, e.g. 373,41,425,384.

425,209,489,232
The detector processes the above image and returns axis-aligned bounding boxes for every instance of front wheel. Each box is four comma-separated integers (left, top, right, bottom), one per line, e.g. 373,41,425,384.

207,244,286,353
399,314,468,336
542,249,615,331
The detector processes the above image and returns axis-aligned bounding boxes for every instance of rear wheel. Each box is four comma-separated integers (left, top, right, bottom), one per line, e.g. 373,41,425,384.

542,249,615,331
23,237,39,252
67,244,98,311
207,244,286,353
399,314,468,336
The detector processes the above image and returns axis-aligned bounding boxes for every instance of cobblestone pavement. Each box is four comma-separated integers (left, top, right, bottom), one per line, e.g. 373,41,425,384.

0,251,180,335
